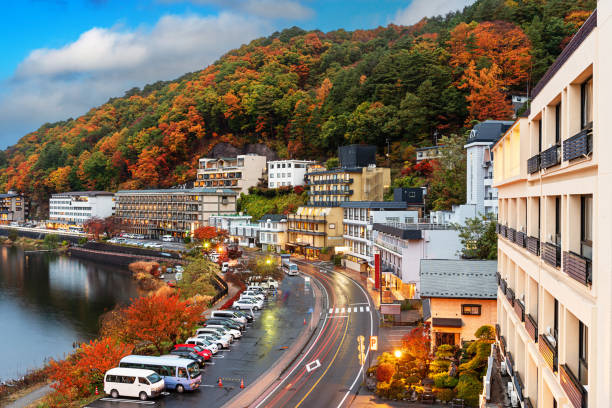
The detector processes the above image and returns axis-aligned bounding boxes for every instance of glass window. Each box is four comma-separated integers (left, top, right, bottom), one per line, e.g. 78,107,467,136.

147,373,163,384
581,77,593,129
581,195,593,260
139,377,150,385
178,367,188,378
123,376,136,384
555,102,561,144
579,321,588,386
461,304,481,315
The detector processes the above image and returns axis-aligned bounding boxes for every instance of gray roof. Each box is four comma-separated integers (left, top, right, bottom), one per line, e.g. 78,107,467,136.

420,259,497,299
116,188,237,195
0,193,21,198
51,191,114,197
467,120,514,144
340,201,407,209
258,214,287,222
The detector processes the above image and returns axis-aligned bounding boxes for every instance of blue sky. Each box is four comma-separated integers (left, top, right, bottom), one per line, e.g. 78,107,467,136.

0,0,474,148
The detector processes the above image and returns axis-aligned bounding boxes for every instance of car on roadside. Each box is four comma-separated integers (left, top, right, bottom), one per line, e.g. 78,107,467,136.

194,328,232,347
233,310,254,322
161,234,174,242
220,262,229,273
173,344,212,361
241,290,265,302
165,350,205,367
104,367,164,401
196,333,230,349
210,310,247,324
185,337,219,354
205,317,245,331
199,323,242,340
239,295,264,309
233,298,262,311
247,276,279,290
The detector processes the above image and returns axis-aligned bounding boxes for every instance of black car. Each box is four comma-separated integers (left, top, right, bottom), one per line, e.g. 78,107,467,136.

234,310,254,322
205,318,245,332
169,350,205,367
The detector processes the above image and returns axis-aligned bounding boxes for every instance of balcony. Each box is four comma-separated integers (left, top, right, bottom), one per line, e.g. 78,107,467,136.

495,323,500,341
513,371,524,402
495,223,500,234
563,127,593,162
496,271,501,286
507,227,516,243
499,335,507,356
516,231,526,248
525,314,538,343
560,364,587,408
500,278,508,295
539,334,558,372
500,225,507,238
527,236,540,256
513,299,525,322
527,154,540,174
540,144,561,169
506,287,515,306
542,242,561,268
563,251,592,286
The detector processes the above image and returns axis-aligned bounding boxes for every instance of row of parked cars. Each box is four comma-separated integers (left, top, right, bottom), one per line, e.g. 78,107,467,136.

103,286,273,401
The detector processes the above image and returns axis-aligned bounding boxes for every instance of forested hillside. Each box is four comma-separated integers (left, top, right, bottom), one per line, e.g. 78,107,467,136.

0,0,595,214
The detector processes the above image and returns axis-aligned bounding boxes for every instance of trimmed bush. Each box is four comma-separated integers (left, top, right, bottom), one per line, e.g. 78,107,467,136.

436,388,456,403
475,325,495,341
376,363,395,383
456,374,482,407
432,372,458,388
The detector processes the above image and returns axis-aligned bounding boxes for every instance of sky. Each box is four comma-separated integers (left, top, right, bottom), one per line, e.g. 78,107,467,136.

0,0,475,149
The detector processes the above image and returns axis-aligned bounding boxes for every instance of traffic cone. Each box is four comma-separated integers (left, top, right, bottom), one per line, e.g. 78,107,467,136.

95,386,99,395
218,377,223,387
303,317,306,325
240,378,245,389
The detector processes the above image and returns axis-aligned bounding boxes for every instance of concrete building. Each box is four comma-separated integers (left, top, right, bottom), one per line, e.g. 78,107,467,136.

286,145,391,258
258,214,288,252
208,214,259,247
195,154,267,195
49,191,114,227
492,9,602,407
421,259,497,349
416,145,445,163
0,192,27,224
114,188,237,238
341,201,419,273
372,222,461,299
267,160,314,188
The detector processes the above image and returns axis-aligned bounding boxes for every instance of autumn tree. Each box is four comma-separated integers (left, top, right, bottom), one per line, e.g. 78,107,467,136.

84,217,106,240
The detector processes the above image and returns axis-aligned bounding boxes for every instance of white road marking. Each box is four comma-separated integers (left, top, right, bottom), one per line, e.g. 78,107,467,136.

360,306,364,312
341,307,345,313
329,308,333,314
335,308,339,313
99,398,155,405
366,306,370,312
305,359,321,372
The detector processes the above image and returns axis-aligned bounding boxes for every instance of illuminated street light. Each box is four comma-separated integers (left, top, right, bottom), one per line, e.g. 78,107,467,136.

394,350,402,359
203,242,210,249
266,259,271,265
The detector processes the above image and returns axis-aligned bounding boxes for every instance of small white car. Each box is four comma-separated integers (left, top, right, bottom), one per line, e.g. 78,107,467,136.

241,291,265,302
186,337,219,354
210,310,247,324
202,324,242,340
221,262,229,273
161,235,174,242
233,298,262,311
196,333,230,349
104,367,164,400
195,328,233,345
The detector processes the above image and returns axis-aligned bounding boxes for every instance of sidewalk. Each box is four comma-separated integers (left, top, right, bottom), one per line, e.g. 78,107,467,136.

4,384,52,408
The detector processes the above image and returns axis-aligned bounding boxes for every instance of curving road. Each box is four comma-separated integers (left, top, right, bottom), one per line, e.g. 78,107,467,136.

251,260,376,408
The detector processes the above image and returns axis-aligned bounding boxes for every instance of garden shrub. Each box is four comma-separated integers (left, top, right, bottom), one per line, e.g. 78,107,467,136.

376,362,395,383
432,372,458,388
475,325,495,341
436,388,456,403
388,379,406,400
429,359,451,374
376,381,391,398
456,374,482,407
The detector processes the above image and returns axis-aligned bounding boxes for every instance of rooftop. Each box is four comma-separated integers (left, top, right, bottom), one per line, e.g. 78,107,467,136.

416,145,445,151
466,120,514,145
0,193,22,198
51,191,114,197
116,188,237,195
258,214,288,222
340,201,408,209
419,259,498,299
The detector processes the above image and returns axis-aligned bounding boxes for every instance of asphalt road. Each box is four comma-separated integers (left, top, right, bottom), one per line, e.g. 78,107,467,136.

250,261,376,408
87,273,314,408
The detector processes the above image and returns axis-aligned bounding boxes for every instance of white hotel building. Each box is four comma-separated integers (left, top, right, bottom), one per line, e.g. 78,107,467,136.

49,191,115,227
268,160,315,188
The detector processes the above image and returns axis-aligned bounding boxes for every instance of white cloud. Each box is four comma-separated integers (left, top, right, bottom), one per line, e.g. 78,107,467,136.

0,12,268,148
393,0,476,26
159,0,314,20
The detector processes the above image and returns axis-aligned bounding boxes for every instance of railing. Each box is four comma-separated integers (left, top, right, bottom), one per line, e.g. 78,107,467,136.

539,334,558,372
499,335,507,356
516,231,526,248
513,371,524,401
495,223,500,234
542,242,561,268
525,314,538,343
527,154,540,174
500,278,508,295
523,398,534,408
540,144,561,169
527,236,540,256
506,287,515,306
496,271,501,286
563,251,592,286
514,299,525,322
563,127,593,162
506,351,515,375
507,227,516,243
495,324,501,341
500,225,507,238
560,364,587,408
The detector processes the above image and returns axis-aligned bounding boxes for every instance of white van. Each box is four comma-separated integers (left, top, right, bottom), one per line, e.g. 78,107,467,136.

247,276,279,290
161,234,174,242
210,310,247,324
104,367,164,400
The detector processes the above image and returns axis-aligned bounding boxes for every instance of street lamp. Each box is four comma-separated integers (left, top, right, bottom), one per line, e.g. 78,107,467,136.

394,349,402,359
266,258,271,265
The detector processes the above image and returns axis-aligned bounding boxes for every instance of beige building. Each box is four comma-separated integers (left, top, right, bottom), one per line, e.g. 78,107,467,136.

115,188,237,238
258,214,288,252
0,192,27,224
492,8,606,407
195,154,267,195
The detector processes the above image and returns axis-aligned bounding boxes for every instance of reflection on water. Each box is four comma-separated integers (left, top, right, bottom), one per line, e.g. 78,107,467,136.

0,246,139,381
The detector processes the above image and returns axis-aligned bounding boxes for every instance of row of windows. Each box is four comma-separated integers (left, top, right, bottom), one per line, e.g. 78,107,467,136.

270,162,306,169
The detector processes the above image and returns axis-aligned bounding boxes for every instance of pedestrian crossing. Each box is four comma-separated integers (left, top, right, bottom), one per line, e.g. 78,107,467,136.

328,305,370,314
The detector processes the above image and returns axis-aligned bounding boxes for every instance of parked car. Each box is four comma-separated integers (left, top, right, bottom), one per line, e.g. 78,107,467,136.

196,333,230,349
200,323,242,340
239,295,265,309
204,317,245,332
175,272,183,281
194,328,232,347
173,344,212,361
232,298,262,311
166,350,204,367
233,310,254,322
220,262,229,273
185,337,219,354
210,310,247,324
246,286,268,297
161,235,174,242
241,290,265,301
247,276,279,290
104,367,165,400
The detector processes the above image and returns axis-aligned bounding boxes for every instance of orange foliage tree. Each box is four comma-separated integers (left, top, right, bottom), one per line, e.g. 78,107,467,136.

460,61,513,122
193,226,227,242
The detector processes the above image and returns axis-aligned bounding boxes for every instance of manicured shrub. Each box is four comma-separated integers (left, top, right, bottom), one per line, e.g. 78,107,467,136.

456,374,482,407
432,372,458,388
376,362,396,383
475,325,495,341
436,388,456,403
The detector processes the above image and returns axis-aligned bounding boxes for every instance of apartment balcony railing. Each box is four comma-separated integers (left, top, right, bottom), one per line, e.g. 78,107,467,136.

514,299,525,322
500,278,508,295
495,223,500,234
499,335,507,356
563,127,593,162
513,371,525,402
527,236,540,256
507,227,516,243
500,225,507,238
563,251,592,286
523,398,534,408
506,287,515,306
560,364,587,408
516,231,526,248
539,334,558,372
495,324,501,341
506,351,515,376
496,271,501,286
540,144,561,169
527,154,540,174
525,314,538,343
542,242,561,268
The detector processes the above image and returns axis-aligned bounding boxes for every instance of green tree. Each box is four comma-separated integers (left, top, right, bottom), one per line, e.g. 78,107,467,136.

325,157,339,170
427,133,468,211
43,234,60,249
453,213,497,259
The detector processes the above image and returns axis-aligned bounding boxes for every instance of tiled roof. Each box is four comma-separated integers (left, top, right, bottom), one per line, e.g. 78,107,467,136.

51,191,114,197
258,214,287,222
420,259,497,299
340,201,407,209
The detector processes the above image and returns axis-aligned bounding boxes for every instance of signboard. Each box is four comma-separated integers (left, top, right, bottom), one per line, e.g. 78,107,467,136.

374,253,380,290
370,336,378,351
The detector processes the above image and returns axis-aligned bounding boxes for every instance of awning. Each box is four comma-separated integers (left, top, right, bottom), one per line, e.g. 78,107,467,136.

432,318,463,328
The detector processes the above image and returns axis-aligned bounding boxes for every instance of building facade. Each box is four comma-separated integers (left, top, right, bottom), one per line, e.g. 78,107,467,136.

492,9,603,407
49,191,114,227
267,160,314,188
115,188,237,238
258,214,288,252
420,259,497,349
195,155,267,195
208,214,259,247
416,145,445,163
0,192,27,224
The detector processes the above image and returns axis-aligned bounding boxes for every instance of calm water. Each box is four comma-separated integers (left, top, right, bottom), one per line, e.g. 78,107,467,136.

0,246,140,381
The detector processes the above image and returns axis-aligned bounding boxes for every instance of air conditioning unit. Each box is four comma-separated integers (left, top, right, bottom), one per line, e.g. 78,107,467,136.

507,381,514,397
501,361,507,373
510,390,519,407
546,326,552,336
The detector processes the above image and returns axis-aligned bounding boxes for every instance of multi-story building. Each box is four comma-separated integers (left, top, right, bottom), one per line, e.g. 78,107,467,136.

421,259,497,349
416,145,445,163
465,120,514,216
49,191,114,227
341,201,419,273
195,154,267,195
267,160,314,188
372,221,461,299
286,145,390,258
0,192,27,224
208,214,259,247
492,9,603,407
258,214,288,252
115,188,237,238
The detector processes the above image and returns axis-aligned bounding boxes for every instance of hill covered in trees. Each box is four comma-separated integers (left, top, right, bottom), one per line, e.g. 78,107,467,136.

0,0,595,215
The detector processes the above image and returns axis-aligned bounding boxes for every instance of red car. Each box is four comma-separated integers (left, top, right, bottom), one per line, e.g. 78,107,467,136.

173,344,212,361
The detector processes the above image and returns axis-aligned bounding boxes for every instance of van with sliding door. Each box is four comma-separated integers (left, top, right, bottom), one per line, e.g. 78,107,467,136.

119,355,201,393
104,367,165,400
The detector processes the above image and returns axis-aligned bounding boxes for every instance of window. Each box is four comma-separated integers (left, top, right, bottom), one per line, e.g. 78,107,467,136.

581,195,593,260
579,321,588,386
461,304,482,315
555,102,562,145
178,368,188,378
139,377,150,385
555,197,561,245
581,77,593,129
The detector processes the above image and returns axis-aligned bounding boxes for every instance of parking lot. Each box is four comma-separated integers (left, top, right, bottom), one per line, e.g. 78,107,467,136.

87,272,314,408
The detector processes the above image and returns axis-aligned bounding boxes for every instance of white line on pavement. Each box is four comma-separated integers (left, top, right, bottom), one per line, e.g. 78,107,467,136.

341,307,345,313
335,307,339,313
366,306,370,312
329,308,333,314
359,306,364,312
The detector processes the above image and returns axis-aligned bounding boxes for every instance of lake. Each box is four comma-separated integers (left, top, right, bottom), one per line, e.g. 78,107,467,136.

0,246,140,381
